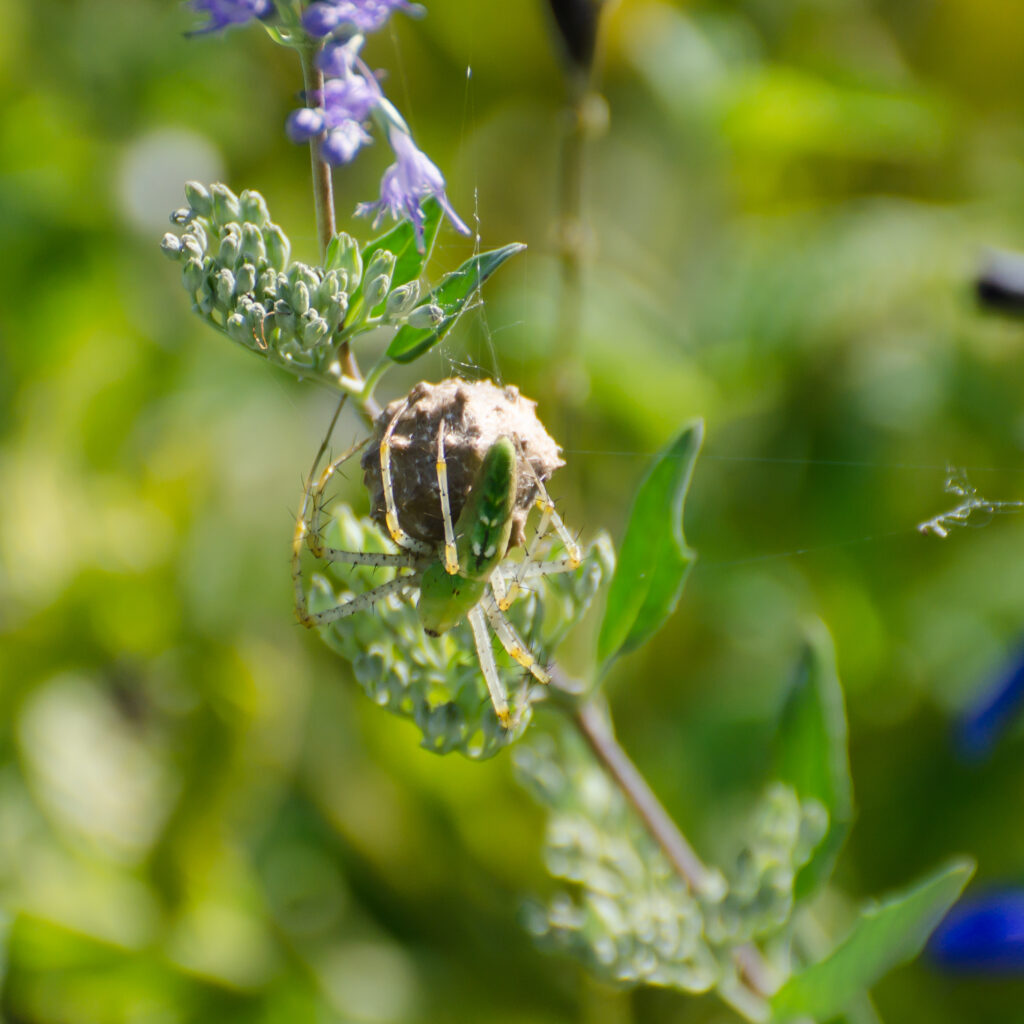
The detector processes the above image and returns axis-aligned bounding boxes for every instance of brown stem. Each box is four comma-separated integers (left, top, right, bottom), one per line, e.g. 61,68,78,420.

570,697,711,893
554,671,775,1013
297,44,381,426
298,44,336,259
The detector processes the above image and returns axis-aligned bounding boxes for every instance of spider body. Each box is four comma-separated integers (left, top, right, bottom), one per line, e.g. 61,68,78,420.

293,380,582,728
418,436,516,636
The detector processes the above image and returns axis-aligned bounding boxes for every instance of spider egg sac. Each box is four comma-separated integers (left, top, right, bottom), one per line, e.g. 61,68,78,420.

361,378,564,548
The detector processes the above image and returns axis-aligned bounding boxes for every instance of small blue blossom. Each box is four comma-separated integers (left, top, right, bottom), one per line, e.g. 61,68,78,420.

357,127,469,248
287,43,381,165
956,638,1024,761
303,0,424,38
187,0,273,35
929,889,1024,972
315,36,362,77
358,126,468,246
322,119,374,165
318,69,380,124
285,108,326,143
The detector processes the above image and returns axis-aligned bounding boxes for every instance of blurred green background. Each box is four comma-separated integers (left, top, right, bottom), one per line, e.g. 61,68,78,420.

5,0,1024,1020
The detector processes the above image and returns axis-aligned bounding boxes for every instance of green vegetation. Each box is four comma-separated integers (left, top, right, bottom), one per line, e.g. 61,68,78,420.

4,1,1024,1021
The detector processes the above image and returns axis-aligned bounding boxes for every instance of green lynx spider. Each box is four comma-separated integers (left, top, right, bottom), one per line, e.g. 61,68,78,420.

293,394,583,727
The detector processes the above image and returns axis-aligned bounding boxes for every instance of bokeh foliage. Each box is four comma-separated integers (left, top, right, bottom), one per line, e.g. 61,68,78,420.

5,0,1024,1021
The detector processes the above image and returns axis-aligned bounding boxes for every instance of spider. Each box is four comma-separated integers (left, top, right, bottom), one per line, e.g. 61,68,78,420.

292,379,583,728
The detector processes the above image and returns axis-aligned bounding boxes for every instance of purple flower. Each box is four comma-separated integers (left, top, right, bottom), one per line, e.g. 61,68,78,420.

303,0,424,38
322,120,374,164
287,46,381,165
187,0,273,35
286,108,326,143
318,69,380,124
929,889,1024,972
357,128,469,248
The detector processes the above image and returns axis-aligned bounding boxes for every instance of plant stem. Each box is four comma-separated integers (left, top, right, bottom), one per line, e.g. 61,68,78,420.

298,44,336,260
571,699,710,893
297,42,381,424
558,678,776,1017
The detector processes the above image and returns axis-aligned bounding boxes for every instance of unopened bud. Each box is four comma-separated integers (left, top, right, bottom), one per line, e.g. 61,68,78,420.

184,181,212,217
384,280,421,319
181,234,203,261
214,268,235,308
326,232,362,281
182,258,205,292
273,299,296,332
263,222,290,271
247,304,269,344
324,291,349,329
226,312,249,342
210,183,241,228
240,223,266,263
188,219,208,253
218,225,241,265
239,189,269,227
257,268,278,297
170,208,191,226
197,277,216,315
288,262,319,291
301,311,330,348
407,302,444,329
160,233,183,259
292,281,310,315
362,250,396,309
364,248,395,285
317,269,341,305
234,262,257,295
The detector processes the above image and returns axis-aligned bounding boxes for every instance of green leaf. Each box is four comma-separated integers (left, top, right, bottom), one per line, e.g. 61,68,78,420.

597,421,702,667
359,198,443,294
386,243,526,364
772,859,975,1023
775,621,854,899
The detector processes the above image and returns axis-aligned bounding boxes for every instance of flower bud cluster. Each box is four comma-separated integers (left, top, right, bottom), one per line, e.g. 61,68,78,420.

704,784,828,946
309,508,612,760
517,737,828,997
161,183,439,381
517,731,721,992
162,183,343,372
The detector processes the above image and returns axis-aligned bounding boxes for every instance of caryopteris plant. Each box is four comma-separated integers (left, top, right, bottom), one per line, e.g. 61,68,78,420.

162,2,974,1019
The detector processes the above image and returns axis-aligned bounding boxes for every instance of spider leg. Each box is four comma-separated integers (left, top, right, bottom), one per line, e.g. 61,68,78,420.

515,440,582,569
499,557,581,581
490,567,510,608
380,398,434,557
302,574,418,627
315,548,422,568
293,436,368,625
493,439,581,611
482,591,550,684
435,420,460,575
467,605,512,728
307,439,370,557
